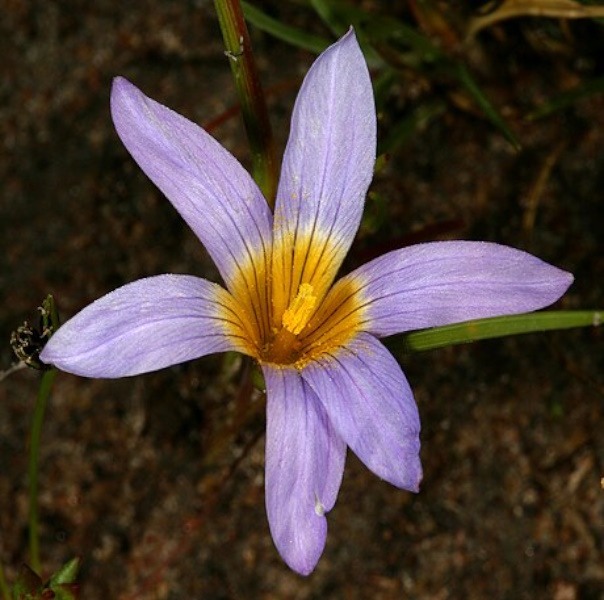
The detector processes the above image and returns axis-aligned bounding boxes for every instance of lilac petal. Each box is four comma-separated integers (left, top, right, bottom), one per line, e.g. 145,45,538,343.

110,77,273,295
302,333,422,492
40,275,248,378
346,241,574,337
263,365,346,575
272,29,376,321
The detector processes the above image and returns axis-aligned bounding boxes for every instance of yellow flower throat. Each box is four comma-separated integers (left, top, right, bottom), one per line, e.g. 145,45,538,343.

226,231,366,370
265,283,317,365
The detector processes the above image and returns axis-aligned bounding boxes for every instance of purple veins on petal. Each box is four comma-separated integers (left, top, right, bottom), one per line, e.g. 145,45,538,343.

302,332,422,493
344,241,574,338
110,76,273,295
39,275,248,378
271,29,377,321
38,22,579,579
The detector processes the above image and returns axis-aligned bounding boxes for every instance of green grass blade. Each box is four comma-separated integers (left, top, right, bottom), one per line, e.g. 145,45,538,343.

454,62,522,151
241,2,330,53
528,75,604,120
28,368,57,574
363,15,442,60
49,557,81,586
379,99,447,154
307,0,384,66
397,311,602,353
309,0,352,36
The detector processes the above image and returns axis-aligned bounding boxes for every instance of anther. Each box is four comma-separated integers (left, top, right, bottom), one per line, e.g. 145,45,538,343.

282,283,316,335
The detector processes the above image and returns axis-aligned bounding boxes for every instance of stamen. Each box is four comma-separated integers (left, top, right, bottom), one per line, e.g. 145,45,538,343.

282,283,316,335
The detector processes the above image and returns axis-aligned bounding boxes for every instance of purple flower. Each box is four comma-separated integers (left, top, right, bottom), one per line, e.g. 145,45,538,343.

41,30,572,575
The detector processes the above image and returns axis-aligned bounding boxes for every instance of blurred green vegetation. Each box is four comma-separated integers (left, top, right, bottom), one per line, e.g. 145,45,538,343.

243,0,604,153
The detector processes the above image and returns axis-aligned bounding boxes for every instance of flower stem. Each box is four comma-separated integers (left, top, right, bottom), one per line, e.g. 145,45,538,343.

214,0,279,208
28,368,57,574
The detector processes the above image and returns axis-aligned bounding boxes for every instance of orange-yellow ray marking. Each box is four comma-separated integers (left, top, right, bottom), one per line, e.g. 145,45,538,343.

227,240,272,357
271,227,349,330
295,276,365,369
225,223,368,368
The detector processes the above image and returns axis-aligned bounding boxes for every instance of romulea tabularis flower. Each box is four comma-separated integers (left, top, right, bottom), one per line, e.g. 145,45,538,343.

41,29,573,575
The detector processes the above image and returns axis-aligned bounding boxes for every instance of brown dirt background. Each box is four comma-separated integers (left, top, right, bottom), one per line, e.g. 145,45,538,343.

1,1,603,598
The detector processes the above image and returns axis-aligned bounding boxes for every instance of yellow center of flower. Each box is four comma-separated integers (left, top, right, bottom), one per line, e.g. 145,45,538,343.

282,283,317,335
224,229,366,369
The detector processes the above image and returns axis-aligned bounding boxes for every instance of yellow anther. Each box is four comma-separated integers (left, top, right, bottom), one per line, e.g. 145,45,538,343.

282,283,317,335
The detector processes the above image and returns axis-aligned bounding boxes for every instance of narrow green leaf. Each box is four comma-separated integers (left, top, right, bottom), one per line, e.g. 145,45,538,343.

396,311,602,353
49,558,80,586
241,2,330,54
371,68,395,112
307,0,383,66
309,0,350,36
454,62,521,151
379,99,447,155
28,369,57,575
363,14,442,60
528,75,604,120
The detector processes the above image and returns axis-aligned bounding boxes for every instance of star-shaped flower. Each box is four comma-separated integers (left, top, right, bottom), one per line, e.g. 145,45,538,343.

41,30,572,575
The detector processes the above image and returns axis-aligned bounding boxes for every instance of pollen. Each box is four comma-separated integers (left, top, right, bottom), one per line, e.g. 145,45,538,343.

282,283,317,335
226,229,368,367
